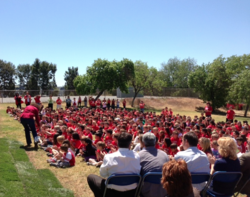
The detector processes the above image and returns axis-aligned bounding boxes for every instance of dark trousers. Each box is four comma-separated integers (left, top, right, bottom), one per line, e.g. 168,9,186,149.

87,174,137,197
26,103,30,106
20,118,38,145
16,103,21,109
48,103,53,110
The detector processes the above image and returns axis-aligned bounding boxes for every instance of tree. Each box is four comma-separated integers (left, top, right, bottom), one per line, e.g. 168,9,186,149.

38,61,57,90
0,60,16,90
28,58,57,91
188,56,231,109
16,64,32,89
64,67,79,89
144,67,164,95
160,57,197,88
228,70,250,117
130,61,149,107
74,58,134,100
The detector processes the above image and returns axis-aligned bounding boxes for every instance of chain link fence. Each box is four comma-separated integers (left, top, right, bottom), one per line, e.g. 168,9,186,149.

0,88,199,103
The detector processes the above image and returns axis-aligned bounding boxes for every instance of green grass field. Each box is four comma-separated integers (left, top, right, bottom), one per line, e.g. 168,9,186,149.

0,104,74,197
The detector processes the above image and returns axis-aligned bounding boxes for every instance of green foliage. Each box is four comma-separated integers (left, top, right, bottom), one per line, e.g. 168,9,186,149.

16,64,32,89
160,57,197,88
145,67,165,95
64,67,79,89
188,55,230,109
74,58,135,99
0,60,16,90
28,58,57,90
228,70,250,105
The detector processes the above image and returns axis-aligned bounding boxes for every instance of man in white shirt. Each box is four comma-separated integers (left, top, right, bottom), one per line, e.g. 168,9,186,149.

87,132,141,197
174,132,210,191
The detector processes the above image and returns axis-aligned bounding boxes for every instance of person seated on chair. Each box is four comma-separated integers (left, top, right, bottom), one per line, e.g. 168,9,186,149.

138,132,169,197
235,138,250,197
87,132,141,197
161,160,200,197
210,137,240,194
174,132,210,192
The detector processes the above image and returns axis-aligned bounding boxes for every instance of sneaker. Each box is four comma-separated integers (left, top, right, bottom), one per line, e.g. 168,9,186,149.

47,158,56,163
47,153,53,157
86,162,90,165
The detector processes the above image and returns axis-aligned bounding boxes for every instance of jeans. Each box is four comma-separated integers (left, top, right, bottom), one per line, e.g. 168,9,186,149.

20,118,38,145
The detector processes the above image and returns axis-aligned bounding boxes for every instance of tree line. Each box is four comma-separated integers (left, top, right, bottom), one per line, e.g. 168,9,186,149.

1,54,250,116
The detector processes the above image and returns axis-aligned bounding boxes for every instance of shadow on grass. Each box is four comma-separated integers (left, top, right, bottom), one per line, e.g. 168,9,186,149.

19,145,38,151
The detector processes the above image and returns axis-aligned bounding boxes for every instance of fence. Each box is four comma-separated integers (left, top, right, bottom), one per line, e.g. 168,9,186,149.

0,88,199,103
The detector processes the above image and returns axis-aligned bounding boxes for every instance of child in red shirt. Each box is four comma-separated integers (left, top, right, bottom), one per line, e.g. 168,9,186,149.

161,138,172,155
104,129,113,150
34,95,41,104
170,131,181,146
50,144,75,168
170,143,179,156
56,97,62,109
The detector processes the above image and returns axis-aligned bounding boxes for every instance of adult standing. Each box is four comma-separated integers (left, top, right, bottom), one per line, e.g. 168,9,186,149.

204,102,213,117
78,96,82,107
66,96,72,109
20,103,43,148
56,97,62,109
48,95,53,110
24,91,32,106
174,132,210,192
226,106,235,123
111,99,115,109
14,93,22,109
87,132,141,197
138,133,169,197
123,99,126,109
84,96,87,107
140,101,145,113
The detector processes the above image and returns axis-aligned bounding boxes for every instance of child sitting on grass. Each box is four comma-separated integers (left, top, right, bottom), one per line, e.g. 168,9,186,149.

50,144,75,168
87,141,106,167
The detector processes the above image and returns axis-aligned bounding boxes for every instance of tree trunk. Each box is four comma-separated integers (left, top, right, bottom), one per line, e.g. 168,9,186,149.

131,92,139,107
244,104,249,117
95,90,105,101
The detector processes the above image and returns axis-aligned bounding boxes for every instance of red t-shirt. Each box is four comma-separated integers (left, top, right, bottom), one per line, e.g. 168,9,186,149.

205,106,213,116
105,136,113,148
227,110,235,120
140,103,145,109
170,137,181,146
162,145,171,155
56,99,62,105
34,96,41,104
84,132,93,140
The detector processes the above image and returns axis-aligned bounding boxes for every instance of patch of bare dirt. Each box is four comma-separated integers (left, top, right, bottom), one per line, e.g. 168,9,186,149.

126,97,206,111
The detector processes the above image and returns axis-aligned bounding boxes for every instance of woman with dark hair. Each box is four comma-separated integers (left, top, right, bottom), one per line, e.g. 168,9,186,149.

20,103,43,148
161,160,200,197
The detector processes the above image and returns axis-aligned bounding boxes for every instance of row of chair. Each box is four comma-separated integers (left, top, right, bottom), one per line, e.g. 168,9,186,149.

103,171,250,197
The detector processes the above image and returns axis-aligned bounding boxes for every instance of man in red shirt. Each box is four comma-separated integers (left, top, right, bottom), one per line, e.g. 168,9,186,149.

20,103,43,148
204,102,213,117
226,106,235,123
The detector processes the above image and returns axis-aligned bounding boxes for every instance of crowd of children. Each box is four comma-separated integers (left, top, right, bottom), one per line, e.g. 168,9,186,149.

6,97,250,169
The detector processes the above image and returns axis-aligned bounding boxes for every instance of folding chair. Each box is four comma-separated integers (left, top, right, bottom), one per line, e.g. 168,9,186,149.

191,172,211,184
137,172,162,197
204,171,242,197
103,174,141,197
191,172,211,197
234,176,250,197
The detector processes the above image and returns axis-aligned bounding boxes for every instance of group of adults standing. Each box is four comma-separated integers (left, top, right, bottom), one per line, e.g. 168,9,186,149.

14,91,32,108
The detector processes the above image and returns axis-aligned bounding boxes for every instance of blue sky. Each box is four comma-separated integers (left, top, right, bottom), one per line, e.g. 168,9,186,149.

0,0,249,86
